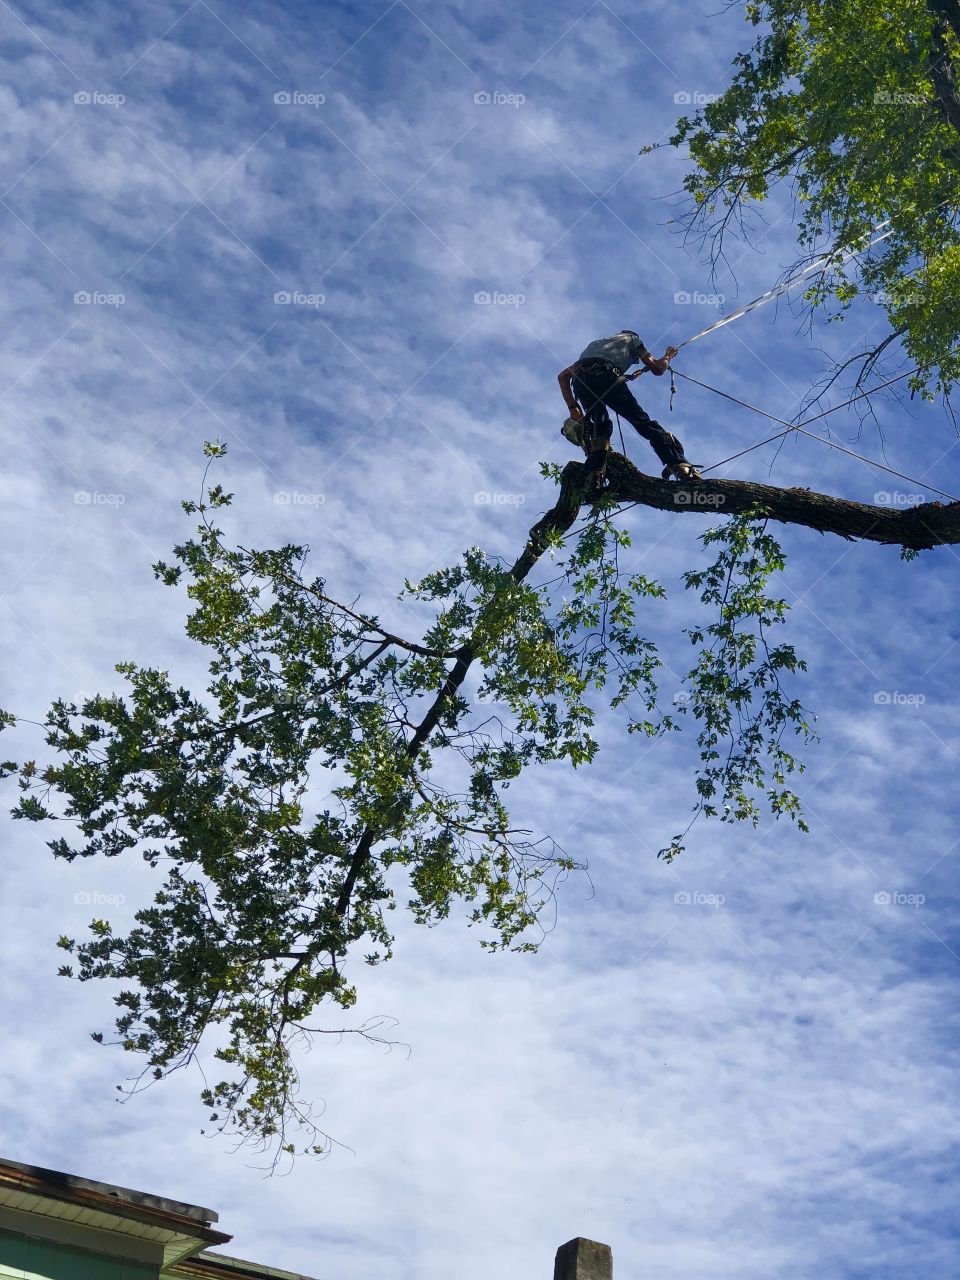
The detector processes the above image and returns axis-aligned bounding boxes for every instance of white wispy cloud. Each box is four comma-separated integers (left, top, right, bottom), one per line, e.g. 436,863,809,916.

1,1,958,1278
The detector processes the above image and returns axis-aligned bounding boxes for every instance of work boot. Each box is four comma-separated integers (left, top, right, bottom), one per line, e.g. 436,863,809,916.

587,470,608,498
662,460,703,481
651,428,701,481
584,449,609,497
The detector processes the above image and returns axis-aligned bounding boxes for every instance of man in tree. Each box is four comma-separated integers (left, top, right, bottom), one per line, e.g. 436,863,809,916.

11,0,960,1163
558,330,700,494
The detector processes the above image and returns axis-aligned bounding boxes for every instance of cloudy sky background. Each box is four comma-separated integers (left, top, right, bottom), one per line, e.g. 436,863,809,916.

1,1,960,1277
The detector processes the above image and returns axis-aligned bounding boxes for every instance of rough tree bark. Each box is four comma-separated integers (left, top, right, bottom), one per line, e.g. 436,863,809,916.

595,453,960,549
514,455,960,554
927,0,960,137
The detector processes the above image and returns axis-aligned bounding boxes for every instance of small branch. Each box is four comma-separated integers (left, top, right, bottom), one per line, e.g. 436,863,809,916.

265,567,455,658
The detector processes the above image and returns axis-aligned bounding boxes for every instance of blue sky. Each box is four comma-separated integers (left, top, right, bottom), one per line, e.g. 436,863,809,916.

1,1,960,1278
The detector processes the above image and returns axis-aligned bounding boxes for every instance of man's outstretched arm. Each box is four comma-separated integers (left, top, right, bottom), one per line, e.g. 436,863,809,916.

558,362,584,419
637,344,679,377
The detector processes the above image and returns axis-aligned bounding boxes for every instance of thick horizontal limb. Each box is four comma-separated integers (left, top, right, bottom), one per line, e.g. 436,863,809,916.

586,454,960,551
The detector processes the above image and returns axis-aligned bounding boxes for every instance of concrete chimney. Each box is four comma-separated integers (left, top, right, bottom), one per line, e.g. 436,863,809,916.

553,1237,613,1280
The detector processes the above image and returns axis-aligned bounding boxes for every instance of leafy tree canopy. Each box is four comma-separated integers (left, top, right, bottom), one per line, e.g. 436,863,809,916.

7,0,960,1160
665,0,960,396
3,447,812,1157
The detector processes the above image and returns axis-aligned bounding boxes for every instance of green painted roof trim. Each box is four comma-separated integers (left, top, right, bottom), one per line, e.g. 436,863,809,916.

169,1248,319,1280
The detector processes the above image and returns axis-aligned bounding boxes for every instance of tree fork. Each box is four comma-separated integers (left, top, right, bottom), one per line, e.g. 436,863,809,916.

332,450,958,923
334,461,587,921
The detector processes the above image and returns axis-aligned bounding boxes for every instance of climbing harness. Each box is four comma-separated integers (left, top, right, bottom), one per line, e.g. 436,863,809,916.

555,353,958,550
562,355,955,502
559,197,960,503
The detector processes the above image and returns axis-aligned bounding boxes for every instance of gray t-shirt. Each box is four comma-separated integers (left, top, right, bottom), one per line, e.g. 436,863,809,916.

578,332,646,373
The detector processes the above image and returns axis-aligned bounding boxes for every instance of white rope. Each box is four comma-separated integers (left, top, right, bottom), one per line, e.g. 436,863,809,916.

676,222,896,350
676,194,960,350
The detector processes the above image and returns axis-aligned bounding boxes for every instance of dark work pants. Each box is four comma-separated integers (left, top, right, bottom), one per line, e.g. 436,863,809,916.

572,362,686,472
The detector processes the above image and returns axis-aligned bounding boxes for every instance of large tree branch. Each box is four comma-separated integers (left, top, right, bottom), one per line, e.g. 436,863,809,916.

326,453,957,934
600,453,960,549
